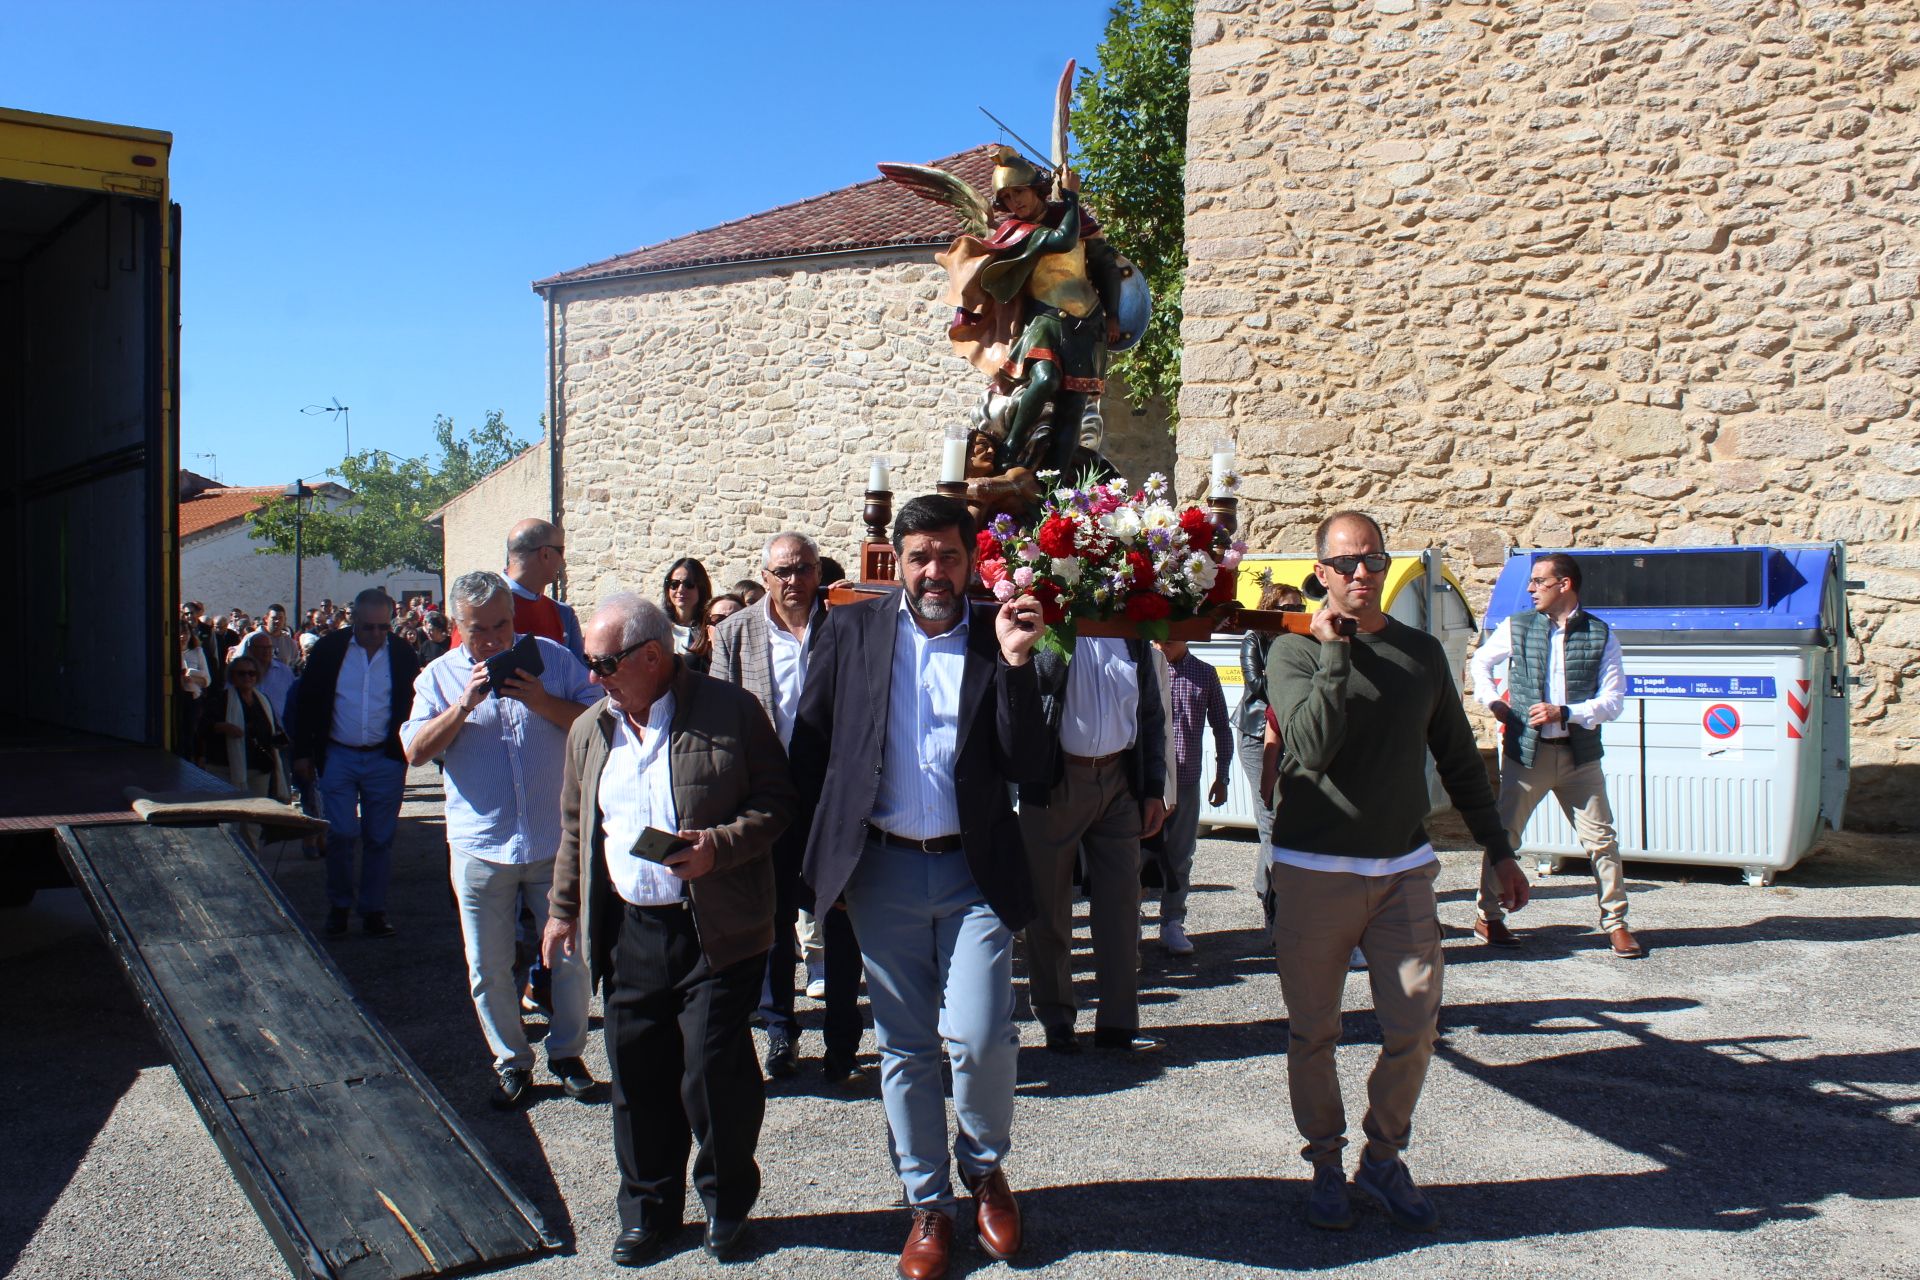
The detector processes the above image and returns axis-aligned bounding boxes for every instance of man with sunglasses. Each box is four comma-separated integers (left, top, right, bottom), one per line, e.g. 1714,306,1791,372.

292,587,423,938
504,518,585,660
1469,552,1636,957
713,532,865,1087
545,593,794,1266
1265,511,1528,1235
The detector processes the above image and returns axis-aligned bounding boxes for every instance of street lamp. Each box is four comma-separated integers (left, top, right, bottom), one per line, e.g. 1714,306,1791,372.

285,480,313,623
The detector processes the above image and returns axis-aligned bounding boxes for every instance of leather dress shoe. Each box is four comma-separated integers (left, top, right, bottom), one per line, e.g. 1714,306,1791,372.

1474,917,1521,947
324,908,350,937
610,1223,679,1267
489,1066,531,1110
704,1217,750,1262
1609,926,1644,958
1093,1028,1165,1053
763,1032,798,1079
961,1165,1022,1260
1043,1026,1080,1055
362,912,396,938
550,1056,595,1100
897,1208,953,1280
821,1053,865,1087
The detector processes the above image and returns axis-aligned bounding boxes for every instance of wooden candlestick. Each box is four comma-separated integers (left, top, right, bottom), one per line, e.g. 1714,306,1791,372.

1208,494,1239,538
860,488,897,584
863,489,892,542
936,480,968,499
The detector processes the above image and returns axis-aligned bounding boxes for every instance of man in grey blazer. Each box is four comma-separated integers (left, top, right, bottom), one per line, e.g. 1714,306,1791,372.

713,532,864,1084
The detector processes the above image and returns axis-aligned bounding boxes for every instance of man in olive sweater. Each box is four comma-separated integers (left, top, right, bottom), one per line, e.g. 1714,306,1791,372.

1266,511,1530,1235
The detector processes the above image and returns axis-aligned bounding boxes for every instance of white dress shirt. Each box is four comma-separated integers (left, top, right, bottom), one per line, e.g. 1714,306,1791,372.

599,693,684,906
1059,635,1139,757
1470,612,1627,737
869,597,968,840
765,602,812,749
329,640,393,747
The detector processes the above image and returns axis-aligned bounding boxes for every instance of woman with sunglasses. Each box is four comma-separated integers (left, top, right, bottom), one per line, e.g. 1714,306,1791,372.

704,593,746,648
660,557,715,673
198,656,291,848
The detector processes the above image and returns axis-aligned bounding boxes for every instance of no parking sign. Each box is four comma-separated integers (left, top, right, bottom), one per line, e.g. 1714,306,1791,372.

1701,702,1744,760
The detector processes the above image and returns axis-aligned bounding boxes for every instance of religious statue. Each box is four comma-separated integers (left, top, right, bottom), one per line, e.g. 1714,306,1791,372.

879,61,1151,520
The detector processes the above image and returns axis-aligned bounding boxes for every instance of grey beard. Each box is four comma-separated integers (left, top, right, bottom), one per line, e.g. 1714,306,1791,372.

907,585,963,623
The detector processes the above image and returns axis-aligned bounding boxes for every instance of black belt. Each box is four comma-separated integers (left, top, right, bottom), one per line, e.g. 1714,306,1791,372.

624,898,691,917
872,829,963,854
329,739,386,752
1536,737,1570,747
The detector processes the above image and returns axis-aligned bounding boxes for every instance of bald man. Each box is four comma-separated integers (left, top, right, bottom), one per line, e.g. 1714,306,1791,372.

504,518,585,661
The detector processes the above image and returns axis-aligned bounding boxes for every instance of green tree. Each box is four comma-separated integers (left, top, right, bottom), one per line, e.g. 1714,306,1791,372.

1073,0,1191,428
248,411,532,575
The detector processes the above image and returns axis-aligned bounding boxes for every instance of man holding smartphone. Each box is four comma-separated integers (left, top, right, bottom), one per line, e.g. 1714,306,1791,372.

403,572,601,1110
1264,510,1529,1235
544,594,793,1267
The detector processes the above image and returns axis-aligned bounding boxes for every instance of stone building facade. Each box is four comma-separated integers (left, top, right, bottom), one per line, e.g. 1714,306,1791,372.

534,147,1173,609
1179,0,1920,823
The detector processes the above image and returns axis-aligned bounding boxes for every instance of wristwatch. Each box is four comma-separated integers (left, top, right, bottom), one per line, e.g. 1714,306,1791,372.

1559,705,1571,725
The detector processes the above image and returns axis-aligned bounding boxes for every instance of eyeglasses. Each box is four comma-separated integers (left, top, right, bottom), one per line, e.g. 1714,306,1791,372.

1318,552,1391,576
229,669,258,680
584,638,651,678
1527,576,1566,588
766,563,819,581
666,578,697,591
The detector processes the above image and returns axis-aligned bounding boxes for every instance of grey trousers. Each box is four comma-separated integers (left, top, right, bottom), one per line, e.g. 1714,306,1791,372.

1019,756,1143,1034
1159,778,1202,925
1236,730,1274,892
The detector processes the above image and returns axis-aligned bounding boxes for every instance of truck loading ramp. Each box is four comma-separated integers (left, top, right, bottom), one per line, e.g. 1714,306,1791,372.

56,820,556,1280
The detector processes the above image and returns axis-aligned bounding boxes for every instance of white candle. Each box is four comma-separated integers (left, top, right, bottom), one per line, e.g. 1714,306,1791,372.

940,426,969,485
1210,438,1234,497
868,457,890,493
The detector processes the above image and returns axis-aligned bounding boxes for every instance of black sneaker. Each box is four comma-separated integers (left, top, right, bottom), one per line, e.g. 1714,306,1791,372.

1304,1162,1353,1230
551,1056,594,1100
324,908,350,937
489,1065,532,1110
763,1032,798,1079
362,912,396,938
1355,1153,1439,1232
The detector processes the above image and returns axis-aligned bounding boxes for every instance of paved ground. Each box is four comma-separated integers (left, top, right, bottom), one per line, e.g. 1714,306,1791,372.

4,764,1918,1280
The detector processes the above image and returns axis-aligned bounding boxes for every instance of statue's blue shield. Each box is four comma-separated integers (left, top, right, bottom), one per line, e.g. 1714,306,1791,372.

1109,255,1153,353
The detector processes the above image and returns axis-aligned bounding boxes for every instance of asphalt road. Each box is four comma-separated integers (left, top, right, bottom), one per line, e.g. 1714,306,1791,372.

4,765,1917,1279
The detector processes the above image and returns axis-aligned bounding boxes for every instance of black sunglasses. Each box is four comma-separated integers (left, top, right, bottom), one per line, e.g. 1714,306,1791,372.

584,638,651,678
355,621,393,633
1318,552,1391,576
766,563,819,581
666,578,697,590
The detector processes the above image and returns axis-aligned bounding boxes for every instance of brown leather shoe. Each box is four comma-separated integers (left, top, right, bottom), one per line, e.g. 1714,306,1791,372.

1609,926,1644,958
962,1165,1022,1260
897,1208,952,1280
1475,917,1521,947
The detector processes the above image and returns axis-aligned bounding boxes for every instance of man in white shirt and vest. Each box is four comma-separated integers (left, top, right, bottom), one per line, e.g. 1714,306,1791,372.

1017,635,1168,1055
292,588,422,939
1470,551,1640,958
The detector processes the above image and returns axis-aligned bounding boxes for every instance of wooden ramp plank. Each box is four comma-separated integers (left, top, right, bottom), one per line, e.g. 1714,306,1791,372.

58,823,554,1280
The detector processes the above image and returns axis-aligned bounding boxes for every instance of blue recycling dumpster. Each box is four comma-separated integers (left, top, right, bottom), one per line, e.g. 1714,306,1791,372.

1480,544,1855,886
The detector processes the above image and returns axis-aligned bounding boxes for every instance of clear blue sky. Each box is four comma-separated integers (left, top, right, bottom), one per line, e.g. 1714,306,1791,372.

8,1,1113,486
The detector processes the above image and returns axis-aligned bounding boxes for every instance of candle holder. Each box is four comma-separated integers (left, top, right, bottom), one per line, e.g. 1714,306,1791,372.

1208,493,1239,539
860,488,897,584
863,489,892,543
936,479,968,499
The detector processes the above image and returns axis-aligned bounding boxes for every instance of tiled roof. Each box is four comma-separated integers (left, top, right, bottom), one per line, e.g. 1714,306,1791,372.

179,485,284,539
533,145,997,290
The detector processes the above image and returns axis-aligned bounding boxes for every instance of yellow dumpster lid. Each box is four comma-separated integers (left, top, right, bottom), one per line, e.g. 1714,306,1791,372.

1235,551,1465,614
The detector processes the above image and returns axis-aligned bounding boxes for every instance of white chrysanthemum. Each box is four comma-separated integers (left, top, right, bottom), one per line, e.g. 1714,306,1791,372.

1102,506,1142,540
1141,472,1169,497
1139,502,1179,531
1186,554,1218,592
1052,557,1084,585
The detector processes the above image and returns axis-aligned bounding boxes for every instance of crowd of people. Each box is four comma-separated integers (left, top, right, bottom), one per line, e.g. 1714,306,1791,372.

176,501,1640,1278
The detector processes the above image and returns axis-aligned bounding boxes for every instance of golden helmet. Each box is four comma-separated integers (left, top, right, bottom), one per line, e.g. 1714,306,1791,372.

989,143,1044,200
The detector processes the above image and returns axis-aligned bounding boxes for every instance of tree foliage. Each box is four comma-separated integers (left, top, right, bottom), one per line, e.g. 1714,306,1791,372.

248,411,532,575
1073,0,1191,427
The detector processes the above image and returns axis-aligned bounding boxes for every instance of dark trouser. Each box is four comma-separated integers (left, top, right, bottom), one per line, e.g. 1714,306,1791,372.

759,840,863,1059
605,902,766,1231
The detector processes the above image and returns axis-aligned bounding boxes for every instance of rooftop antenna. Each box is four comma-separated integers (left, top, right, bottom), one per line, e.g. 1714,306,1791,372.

302,397,352,457
192,451,220,482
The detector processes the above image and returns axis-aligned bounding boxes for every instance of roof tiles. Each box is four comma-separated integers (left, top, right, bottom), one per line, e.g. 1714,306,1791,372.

533,145,996,290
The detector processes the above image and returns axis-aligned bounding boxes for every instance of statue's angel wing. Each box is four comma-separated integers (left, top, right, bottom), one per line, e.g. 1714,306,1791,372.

877,163,992,239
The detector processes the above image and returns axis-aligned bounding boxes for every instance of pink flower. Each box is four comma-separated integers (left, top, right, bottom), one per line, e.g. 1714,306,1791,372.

1013,565,1035,589
1220,548,1244,570
992,578,1017,601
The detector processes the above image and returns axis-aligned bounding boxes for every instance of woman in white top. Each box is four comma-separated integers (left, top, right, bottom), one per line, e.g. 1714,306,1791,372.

659,556,714,673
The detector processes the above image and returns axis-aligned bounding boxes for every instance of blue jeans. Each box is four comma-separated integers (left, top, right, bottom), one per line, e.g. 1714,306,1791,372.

842,839,1018,1215
318,748,407,913
451,853,590,1071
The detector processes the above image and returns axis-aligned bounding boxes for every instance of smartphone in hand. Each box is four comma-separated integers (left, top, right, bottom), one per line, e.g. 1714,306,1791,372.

630,827,690,864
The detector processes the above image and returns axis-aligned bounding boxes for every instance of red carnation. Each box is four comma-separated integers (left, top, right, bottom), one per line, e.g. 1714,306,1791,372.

1126,550,1156,589
1179,508,1216,552
1124,590,1171,622
976,530,1000,560
978,556,1008,589
1033,580,1067,625
1036,515,1078,559
1206,567,1239,605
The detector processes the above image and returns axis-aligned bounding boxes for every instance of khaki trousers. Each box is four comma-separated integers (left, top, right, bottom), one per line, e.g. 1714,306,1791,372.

1479,746,1628,930
1019,756,1143,1034
1272,860,1443,1167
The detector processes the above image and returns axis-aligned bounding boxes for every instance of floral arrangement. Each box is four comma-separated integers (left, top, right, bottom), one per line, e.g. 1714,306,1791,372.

975,471,1246,653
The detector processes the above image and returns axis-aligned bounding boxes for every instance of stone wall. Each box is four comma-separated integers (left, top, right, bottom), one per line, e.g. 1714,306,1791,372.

1179,0,1920,824
550,250,1173,608
437,442,549,587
